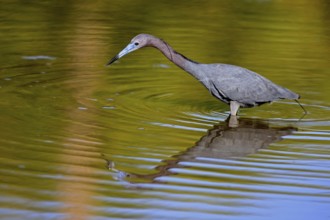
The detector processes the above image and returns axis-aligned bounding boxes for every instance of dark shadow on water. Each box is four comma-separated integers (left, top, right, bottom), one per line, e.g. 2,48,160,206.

103,115,297,184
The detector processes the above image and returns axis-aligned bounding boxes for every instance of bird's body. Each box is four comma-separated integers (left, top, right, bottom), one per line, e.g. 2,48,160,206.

107,34,303,115
185,63,299,107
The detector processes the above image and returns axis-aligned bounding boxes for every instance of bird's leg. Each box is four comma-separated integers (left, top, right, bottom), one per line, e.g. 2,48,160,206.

228,115,239,128
230,101,240,116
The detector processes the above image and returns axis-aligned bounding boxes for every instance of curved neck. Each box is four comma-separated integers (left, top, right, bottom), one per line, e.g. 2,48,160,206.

148,37,198,71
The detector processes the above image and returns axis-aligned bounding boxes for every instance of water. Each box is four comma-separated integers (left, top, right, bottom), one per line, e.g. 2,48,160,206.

0,1,330,219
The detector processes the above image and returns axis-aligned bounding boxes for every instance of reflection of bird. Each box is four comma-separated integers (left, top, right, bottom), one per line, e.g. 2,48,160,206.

107,34,306,115
103,116,297,183
181,116,296,159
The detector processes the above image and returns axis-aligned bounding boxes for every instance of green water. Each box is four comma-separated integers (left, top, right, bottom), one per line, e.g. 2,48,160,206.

0,1,329,219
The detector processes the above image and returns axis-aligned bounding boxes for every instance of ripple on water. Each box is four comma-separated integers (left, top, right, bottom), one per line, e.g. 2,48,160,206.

95,106,330,217
22,55,56,61
1,2,329,218
1,59,330,220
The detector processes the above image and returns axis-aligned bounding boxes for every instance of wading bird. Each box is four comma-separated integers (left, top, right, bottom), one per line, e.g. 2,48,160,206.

107,34,306,115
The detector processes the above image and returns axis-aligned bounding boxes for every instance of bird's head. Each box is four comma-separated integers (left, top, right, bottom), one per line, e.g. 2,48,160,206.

106,34,152,65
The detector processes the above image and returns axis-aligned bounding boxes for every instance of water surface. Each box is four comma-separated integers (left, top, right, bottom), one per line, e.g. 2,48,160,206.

0,1,330,219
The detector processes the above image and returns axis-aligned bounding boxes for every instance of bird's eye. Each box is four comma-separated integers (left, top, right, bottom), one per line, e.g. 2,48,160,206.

134,42,139,46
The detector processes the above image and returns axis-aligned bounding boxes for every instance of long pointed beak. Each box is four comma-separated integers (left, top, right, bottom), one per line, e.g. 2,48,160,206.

106,55,119,65
107,55,119,66
106,42,138,66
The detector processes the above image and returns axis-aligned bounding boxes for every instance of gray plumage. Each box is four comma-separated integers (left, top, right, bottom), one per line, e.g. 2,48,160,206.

107,34,304,115
191,63,299,107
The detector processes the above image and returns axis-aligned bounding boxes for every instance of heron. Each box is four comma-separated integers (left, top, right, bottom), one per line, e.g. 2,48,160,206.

107,34,306,116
